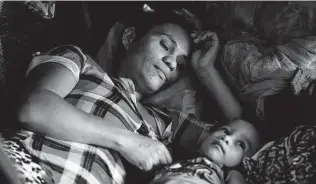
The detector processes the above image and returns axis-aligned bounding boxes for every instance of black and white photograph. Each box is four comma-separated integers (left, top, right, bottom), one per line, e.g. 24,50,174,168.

0,1,315,184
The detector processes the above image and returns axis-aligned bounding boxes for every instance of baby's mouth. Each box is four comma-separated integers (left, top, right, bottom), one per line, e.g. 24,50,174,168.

212,140,225,154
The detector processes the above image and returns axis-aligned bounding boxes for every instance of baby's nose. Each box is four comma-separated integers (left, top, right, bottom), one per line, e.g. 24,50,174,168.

222,135,233,145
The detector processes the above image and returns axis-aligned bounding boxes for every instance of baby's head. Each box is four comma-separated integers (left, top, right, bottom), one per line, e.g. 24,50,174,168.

199,119,260,168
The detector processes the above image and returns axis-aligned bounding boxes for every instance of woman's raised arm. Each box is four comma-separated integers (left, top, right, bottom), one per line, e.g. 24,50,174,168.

191,31,242,121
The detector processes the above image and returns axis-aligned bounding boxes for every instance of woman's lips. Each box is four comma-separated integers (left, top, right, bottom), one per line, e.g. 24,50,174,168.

155,66,166,81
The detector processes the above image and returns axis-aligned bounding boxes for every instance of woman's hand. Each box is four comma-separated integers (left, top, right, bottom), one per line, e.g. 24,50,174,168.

117,132,172,171
191,31,220,73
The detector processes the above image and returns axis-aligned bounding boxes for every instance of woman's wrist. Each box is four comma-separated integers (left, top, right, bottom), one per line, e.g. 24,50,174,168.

112,129,136,152
196,67,217,83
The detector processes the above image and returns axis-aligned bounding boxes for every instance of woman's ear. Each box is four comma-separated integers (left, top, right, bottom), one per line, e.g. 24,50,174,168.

122,27,136,50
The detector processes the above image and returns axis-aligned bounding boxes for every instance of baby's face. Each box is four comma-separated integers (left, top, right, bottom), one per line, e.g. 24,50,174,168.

200,120,260,168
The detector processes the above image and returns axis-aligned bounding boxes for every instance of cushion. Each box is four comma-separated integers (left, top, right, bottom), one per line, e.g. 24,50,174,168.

221,35,316,119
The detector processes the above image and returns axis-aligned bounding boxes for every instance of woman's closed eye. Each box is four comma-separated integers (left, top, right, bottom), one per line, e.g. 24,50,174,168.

160,41,169,52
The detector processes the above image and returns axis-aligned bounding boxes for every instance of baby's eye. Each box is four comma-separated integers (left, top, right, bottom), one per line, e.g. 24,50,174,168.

220,127,230,135
160,41,169,51
237,141,246,150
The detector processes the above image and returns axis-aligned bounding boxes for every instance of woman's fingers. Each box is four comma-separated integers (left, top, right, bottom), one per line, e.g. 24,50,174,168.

190,31,220,70
196,32,219,44
161,145,172,164
193,32,205,43
200,31,212,41
141,159,153,171
204,31,219,42
118,133,172,171
193,31,218,44
136,142,172,171
151,144,172,165
191,50,202,67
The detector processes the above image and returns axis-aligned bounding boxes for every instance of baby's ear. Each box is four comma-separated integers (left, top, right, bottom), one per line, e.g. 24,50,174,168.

122,27,136,50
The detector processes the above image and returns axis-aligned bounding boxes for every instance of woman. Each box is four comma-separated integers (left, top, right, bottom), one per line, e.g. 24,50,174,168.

2,10,241,184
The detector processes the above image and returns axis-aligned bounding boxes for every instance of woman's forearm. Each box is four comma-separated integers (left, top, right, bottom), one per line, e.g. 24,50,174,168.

198,68,242,121
18,89,133,150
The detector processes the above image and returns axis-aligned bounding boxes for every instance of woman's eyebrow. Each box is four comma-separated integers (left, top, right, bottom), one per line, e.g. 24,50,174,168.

165,34,177,47
158,31,177,47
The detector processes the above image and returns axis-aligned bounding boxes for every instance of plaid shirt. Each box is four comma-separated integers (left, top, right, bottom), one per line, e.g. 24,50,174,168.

8,45,214,184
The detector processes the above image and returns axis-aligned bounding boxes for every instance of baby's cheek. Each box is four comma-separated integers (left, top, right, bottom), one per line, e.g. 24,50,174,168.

204,146,224,162
228,151,244,166
200,145,214,158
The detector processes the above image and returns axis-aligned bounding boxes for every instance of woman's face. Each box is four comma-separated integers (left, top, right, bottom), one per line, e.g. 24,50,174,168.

122,23,192,96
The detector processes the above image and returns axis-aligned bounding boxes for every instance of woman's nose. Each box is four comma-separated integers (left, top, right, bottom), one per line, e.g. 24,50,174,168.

162,55,177,71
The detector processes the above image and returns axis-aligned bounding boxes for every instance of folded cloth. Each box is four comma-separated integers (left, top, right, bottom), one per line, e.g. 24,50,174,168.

221,35,316,119
291,68,316,96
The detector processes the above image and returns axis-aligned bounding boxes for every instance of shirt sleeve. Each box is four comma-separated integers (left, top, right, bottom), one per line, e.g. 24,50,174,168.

26,45,87,82
166,110,220,160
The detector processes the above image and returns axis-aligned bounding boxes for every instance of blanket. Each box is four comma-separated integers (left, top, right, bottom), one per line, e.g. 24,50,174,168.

243,125,316,184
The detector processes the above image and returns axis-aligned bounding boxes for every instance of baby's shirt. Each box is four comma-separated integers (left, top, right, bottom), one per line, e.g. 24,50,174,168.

152,157,225,184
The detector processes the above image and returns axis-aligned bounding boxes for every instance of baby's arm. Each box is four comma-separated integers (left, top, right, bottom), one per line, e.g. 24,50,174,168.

226,170,246,184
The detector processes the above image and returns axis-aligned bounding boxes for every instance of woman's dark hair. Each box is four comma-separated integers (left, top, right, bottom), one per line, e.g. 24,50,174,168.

122,9,198,40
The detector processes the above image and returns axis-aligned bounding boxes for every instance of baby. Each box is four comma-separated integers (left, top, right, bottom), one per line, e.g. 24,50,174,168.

150,119,261,184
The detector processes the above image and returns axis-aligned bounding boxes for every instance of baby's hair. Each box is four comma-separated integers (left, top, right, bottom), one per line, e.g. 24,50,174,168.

233,117,264,147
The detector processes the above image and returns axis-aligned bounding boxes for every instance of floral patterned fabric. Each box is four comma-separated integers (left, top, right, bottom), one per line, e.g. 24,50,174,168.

242,125,316,184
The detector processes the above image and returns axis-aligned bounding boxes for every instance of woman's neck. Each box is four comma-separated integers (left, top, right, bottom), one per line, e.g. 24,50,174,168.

117,70,143,101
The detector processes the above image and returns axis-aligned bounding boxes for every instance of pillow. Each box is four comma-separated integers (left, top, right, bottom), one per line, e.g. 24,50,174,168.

221,35,316,119
95,6,204,117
